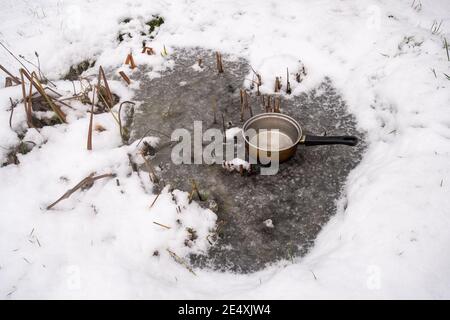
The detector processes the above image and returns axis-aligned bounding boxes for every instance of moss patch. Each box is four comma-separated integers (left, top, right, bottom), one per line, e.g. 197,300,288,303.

146,15,165,38
64,60,95,81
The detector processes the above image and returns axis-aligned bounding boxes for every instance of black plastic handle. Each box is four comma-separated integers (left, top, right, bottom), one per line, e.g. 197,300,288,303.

303,135,358,146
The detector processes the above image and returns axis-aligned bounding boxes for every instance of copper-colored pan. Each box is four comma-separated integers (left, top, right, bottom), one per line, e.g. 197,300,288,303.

242,113,358,163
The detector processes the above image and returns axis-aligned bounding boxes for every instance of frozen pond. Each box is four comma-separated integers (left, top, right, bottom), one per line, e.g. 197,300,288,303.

131,48,365,273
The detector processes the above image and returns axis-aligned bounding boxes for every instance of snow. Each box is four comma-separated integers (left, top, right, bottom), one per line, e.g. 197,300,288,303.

1,0,450,299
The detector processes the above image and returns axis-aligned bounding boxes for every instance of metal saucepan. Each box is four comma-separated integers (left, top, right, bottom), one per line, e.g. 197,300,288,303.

242,113,358,163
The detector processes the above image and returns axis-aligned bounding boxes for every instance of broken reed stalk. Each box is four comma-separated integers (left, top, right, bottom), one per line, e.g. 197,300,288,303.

96,66,120,127
125,53,137,69
248,64,261,95
27,73,34,124
286,68,292,94
19,70,33,128
87,85,96,150
141,153,159,183
141,47,155,55
98,66,113,108
46,173,116,210
215,52,224,73
0,65,21,85
256,76,261,95
20,68,66,123
274,77,281,92
119,71,131,85
5,77,13,87
167,249,197,276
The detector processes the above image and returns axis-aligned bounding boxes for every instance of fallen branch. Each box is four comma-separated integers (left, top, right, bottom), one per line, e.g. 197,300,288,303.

46,173,116,210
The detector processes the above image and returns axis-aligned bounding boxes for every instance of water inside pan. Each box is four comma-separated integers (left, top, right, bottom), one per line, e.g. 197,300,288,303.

249,130,294,151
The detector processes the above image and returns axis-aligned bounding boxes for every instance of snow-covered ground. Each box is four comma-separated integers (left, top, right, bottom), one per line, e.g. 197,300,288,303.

1,0,449,299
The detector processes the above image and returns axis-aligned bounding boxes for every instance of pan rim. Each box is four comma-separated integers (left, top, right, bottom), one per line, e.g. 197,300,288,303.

241,113,303,152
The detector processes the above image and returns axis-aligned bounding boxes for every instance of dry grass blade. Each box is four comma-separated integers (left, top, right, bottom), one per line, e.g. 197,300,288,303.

444,38,449,62
167,249,197,276
9,98,17,128
150,188,162,208
46,173,116,210
153,221,171,229
28,72,35,124
87,85,96,150
20,68,66,123
99,66,113,108
0,41,31,74
20,70,33,127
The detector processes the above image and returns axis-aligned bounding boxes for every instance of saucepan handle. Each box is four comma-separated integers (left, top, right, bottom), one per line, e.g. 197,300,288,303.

302,135,358,146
